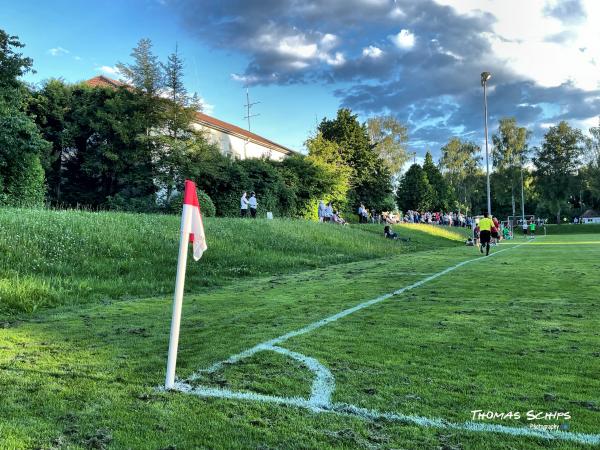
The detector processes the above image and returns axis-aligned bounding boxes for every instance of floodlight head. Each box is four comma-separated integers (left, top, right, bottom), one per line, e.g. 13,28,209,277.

481,71,492,86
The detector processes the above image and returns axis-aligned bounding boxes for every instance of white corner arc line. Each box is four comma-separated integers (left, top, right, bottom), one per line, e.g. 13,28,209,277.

169,384,600,446
167,240,600,445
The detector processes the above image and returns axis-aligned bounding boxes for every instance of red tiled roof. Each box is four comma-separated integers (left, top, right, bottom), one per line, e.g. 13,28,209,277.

84,76,296,155
86,75,127,89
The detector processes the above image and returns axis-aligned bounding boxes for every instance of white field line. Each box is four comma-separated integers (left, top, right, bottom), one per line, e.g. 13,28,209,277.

171,383,600,446
170,238,600,444
188,243,523,379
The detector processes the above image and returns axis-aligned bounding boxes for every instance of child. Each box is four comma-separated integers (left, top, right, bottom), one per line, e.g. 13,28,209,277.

473,224,480,247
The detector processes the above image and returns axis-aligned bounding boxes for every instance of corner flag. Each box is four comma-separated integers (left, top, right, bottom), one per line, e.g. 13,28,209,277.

165,180,207,389
183,180,208,261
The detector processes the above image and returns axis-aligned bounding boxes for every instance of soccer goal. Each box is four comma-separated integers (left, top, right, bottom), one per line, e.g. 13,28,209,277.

507,215,544,238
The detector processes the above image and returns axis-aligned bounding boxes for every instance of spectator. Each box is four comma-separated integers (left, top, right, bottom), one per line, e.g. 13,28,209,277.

318,200,326,222
358,204,367,223
324,202,334,222
240,192,249,217
249,192,258,218
332,210,347,225
384,225,411,242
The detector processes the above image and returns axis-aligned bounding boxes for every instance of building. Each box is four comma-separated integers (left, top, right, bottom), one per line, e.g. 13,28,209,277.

192,112,294,161
581,209,600,224
86,76,296,161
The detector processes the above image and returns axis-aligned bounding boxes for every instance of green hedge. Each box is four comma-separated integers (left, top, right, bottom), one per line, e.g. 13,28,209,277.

545,224,600,234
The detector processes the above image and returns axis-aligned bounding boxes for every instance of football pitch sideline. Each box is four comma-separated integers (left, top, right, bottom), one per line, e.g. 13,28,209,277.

1,234,599,449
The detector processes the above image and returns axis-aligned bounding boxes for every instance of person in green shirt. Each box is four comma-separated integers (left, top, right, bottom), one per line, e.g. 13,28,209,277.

478,212,493,256
529,221,536,238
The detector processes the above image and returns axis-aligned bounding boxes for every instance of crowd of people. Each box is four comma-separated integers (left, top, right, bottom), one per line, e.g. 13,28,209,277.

244,194,543,251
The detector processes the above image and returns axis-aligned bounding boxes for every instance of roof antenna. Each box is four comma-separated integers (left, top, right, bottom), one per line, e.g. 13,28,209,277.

244,86,260,132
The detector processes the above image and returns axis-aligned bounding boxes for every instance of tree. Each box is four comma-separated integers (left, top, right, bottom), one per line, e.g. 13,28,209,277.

155,44,206,204
0,29,33,92
28,79,73,203
492,117,530,216
116,38,163,97
533,121,585,224
396,163,434,211
0,29,48,206
422,151,451,210
366,115,409,179
305,132,351,211
318,108,393,211
439,138,483,214
578,118,600,210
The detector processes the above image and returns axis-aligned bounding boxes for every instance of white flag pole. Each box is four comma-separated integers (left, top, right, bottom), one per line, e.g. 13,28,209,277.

165,204,192,389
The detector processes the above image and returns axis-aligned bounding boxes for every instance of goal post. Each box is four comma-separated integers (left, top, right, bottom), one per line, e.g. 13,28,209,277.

507,215,537,238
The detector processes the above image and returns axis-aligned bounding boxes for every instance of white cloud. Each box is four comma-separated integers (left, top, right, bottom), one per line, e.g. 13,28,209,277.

320,33,338,50
276,35,318,59
97,65,120,76
389,7,405,19
362,45,383,58
390,29,415,49
47,47,69,56
74,56,82,61
197,96,214,115
323,52,346,66
231,73,277,84
434,0,600,91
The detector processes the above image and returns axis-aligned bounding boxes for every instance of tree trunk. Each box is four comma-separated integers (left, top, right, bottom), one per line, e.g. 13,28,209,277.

556,206,561,225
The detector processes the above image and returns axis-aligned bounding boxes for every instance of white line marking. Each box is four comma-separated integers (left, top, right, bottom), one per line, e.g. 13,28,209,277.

189,243,523,378
170,384,600,446
167,239,600,445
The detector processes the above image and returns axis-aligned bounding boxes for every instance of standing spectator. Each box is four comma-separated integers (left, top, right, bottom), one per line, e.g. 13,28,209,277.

358,204,366,223
249,192,258,218
318,200,326,222
240,192,249,217
324,202,334,222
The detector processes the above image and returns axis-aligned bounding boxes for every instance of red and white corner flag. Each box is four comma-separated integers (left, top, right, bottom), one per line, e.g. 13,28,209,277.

183,180,207,261
165,180,207,389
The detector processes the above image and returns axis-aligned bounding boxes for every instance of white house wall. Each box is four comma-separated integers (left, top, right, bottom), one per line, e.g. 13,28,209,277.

192,123,287,161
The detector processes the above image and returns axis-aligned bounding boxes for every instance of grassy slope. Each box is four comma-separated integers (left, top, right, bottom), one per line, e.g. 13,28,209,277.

0,233,599,449
0,208,466,317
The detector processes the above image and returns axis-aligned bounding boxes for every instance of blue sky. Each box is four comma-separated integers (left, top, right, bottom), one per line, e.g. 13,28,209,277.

2,0,599,157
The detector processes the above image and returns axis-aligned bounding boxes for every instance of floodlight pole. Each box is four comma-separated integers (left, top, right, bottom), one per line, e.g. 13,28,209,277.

481,72,492,216
520,158,525,224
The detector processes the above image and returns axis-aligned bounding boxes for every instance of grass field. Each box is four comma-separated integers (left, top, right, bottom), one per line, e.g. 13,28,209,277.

1,212,599,449
0,208,466,317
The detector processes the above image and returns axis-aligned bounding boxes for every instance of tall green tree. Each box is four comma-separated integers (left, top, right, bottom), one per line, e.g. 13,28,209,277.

0,29,48,206
0,29,33,91
579,119,600,210
318,108,393,211
366,115,409,179
396,163,434,211
28,79,73,202
533,121,585,223
492,117,530,216
155,44,205,204
439,138,483,214
116,38,163,97
422,151,452,210
305,132,351,211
